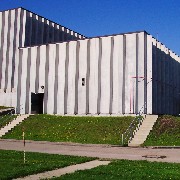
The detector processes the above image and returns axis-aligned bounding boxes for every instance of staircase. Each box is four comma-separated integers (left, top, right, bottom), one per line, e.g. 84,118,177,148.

0,114,30,137
128,115,158,147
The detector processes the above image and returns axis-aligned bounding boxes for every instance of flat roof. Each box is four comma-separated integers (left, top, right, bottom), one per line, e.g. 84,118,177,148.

19,30,147,48
19,29,180,58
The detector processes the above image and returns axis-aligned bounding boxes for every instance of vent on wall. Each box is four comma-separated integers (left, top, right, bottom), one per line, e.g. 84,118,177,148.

82,78,85,86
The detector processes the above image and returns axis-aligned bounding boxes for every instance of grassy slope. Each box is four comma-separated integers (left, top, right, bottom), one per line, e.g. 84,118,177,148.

0,115,17,128
58,160,180,180
3,115,133,145
0,150,94,179
0,106,9,110
144,115,180,146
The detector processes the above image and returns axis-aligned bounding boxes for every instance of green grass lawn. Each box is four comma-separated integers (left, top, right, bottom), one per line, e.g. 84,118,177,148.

0,106,9,110
0,115,17,128
0,150,94,179
2,115,133,145
58,160,180,180
144,115,180,146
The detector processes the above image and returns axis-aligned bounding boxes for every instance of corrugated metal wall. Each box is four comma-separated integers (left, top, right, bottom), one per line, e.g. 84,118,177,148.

17,31,154,115
0,7,85,107
152,39,180,115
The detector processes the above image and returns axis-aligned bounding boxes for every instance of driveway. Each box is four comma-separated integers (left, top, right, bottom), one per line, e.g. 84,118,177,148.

0,139,179,163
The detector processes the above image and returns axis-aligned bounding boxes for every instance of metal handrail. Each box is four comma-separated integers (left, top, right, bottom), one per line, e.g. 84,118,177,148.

121,103,146,146
122,115,143,145
0,104,24,128
0,108,16,128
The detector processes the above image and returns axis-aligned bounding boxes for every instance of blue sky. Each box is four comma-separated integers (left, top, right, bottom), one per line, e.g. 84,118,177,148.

1,0,180,55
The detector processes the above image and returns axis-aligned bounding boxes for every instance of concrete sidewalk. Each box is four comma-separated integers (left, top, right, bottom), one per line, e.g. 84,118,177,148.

0,139,180,163
15,160,110,180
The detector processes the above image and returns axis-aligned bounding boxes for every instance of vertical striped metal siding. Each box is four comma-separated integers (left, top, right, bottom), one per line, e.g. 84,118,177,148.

152,39,180,115
0,8,84,91
0,8,84,107
17,31,153,114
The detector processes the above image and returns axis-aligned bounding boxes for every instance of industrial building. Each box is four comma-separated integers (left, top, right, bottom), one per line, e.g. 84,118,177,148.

0,7,180,115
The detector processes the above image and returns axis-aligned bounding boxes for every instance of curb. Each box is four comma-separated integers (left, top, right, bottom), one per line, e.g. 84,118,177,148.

150,146,180,149
0,139,122,148
1,139,179,149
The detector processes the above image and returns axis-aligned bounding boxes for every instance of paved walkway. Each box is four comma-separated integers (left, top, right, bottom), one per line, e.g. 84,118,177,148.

0,139,180,163
14,160,110,180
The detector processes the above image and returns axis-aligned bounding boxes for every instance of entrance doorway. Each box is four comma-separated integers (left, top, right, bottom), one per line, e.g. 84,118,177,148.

31,93,44,114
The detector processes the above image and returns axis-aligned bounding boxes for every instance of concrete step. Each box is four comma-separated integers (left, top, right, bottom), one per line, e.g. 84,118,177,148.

140,125,155,128
143,116,158,121
129,143,142,147
140,120,154,123
140,120,156,124
128,115,158,147
131,137,147,141
135,128,153,133
140,121,156,124
134,132,151,137
8,122,21,126
135,128,153,132
0,108,15,116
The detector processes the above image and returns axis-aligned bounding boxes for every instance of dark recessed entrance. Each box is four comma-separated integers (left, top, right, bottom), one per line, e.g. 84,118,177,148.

31,93,44,114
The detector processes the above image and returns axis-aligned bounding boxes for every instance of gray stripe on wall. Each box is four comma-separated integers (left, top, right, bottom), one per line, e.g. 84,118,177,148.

25,48,31,113
122,35,126,114
51,23,55,42
61,27,65,42
4,10,11,90
19,9,24,47
109,37,114,114
97,38,102,114
31,14,36,45
167,52,171,114
35,47,40,93
172,60,176,115
39,17,44,45
55,25,60,42
58,26,62,42
25,12,32,46
28,12,32,46
144,33,147,114
34,16,39,45
162,48,165,114
64,43,69,114
0,12,5,89
16,49,23,113
44,45,49,113
54,24,58,42
167,53,170,114
11,9,18,88
135,33,139,114
74,41,80,114
152,43,157,114
44,19,49,44
164,50,168,114
54,44,59,114
86,39,90,114
171,57,173,114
